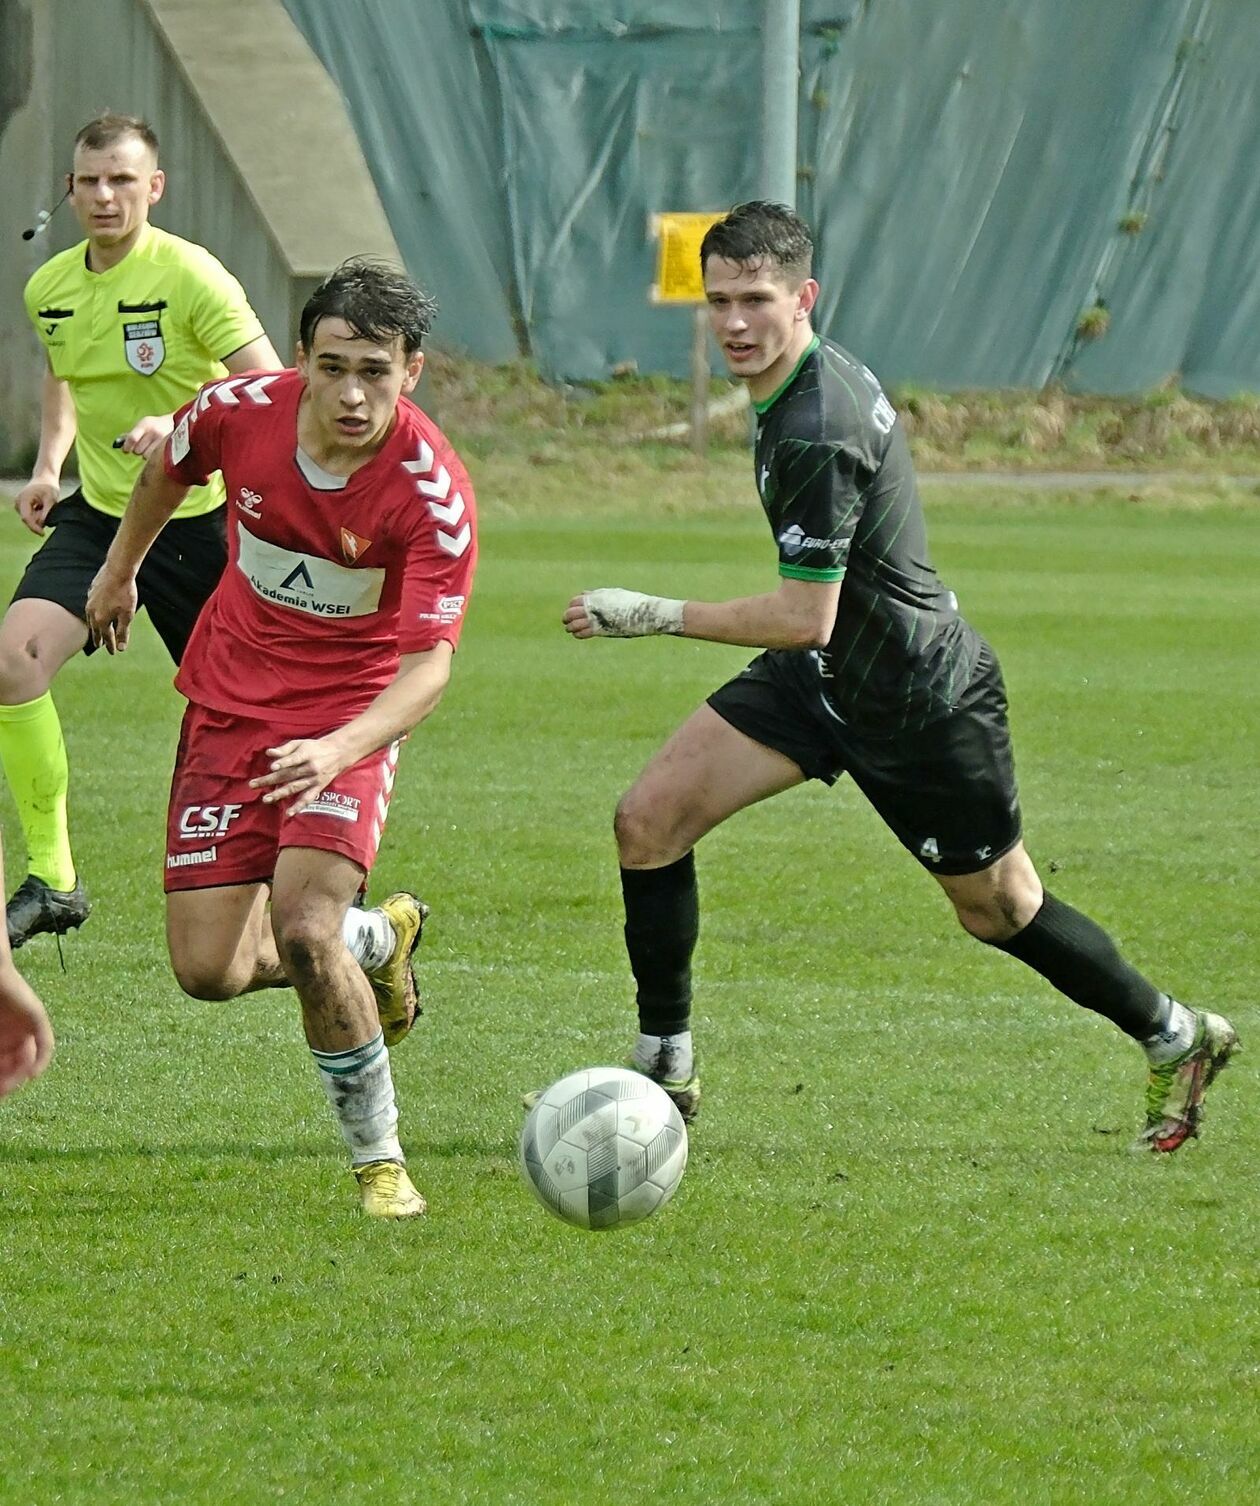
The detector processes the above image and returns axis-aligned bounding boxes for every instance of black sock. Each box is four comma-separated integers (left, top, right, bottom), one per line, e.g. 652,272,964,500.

621,853,698,1037
991,890,1168,1039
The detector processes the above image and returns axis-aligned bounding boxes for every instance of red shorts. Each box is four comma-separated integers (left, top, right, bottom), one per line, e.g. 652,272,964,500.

164,703,401,892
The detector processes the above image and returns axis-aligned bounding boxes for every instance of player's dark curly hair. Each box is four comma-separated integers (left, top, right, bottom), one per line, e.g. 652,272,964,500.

299,257,438,356
699,201,813,284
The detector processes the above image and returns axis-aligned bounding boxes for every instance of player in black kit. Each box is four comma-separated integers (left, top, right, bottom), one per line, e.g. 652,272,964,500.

557,200,1238,1153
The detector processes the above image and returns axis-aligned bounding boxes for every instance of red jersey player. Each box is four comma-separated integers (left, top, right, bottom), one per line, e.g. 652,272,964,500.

0,831,54,1098
85,260,476,1218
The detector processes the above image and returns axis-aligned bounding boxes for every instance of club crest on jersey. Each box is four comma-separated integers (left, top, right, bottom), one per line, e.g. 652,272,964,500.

341,528,371,564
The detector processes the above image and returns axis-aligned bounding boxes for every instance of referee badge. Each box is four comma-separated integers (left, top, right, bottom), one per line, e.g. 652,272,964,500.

119,299,168,375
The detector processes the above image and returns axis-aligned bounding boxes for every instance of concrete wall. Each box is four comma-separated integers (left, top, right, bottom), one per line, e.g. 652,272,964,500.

1,0,54,471
1,0,401,469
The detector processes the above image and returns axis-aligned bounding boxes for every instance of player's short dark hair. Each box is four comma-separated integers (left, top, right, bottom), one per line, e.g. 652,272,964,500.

299,258,438,357
700,201,813,285
74,113,160,159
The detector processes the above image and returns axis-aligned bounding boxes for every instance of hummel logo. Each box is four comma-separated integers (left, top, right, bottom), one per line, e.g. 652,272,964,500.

236,487,263,517
414,464,451,501
402,439,435,476
428,492,464,527
197,374,279,413
399,438,472,555
436,523,471,558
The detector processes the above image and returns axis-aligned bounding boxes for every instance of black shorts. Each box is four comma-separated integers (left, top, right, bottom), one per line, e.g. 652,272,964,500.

707,642,1022,875
11,489,227,663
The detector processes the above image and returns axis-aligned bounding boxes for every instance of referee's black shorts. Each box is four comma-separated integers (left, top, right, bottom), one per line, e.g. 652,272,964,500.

707,640,1023,876
11,489,227,663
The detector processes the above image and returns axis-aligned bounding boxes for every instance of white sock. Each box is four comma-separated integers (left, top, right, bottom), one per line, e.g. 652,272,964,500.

1142,998,1197,1064
633,1030,694,1082
311,1031,404,1166
342,905,394,970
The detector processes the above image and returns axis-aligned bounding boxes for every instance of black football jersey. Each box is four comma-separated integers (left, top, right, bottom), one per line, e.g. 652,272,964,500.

753,336,980,733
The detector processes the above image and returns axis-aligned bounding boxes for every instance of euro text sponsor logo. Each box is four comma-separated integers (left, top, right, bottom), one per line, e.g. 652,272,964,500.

778,524,847,558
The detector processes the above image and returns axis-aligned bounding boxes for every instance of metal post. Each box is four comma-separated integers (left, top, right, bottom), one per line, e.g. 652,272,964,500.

762,0,801,206
690,304,709,456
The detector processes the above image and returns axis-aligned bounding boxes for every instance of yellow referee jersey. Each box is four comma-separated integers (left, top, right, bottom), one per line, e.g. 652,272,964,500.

24,223,266,519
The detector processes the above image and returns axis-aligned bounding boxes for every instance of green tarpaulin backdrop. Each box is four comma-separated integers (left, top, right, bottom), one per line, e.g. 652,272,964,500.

280,0,1259,395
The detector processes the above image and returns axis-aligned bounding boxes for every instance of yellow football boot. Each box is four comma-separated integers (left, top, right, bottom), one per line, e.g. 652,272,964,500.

355,1159,427,1219
365,893,429,1046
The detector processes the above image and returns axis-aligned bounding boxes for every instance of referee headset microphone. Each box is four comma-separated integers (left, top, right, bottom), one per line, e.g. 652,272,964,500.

23,179,145,450
22,187,72,241
24,184,129,448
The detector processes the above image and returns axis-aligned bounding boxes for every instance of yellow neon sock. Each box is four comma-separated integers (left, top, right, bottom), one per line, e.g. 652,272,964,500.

0,692,77,891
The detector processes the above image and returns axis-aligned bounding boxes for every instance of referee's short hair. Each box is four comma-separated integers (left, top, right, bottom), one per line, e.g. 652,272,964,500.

74,113,160,160
300,258,438,357
700,201,813,285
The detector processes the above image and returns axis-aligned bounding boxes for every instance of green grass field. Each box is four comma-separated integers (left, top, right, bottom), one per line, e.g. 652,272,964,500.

0,485,1255,1505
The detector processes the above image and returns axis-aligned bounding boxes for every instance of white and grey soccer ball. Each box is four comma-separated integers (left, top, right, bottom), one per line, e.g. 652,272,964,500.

520,1067,688,1231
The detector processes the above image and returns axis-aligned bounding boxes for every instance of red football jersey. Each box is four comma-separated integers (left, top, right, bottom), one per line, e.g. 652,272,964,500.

163,369,477,728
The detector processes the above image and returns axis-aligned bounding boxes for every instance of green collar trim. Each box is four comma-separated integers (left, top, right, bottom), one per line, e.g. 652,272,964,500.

753,335,821,413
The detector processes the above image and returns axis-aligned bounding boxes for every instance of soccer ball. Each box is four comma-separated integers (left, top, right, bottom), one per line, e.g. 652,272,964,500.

519,1066,688,1231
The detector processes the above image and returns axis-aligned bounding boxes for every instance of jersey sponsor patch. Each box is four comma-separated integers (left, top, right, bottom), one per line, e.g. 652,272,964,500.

416,592,467,626
778,523,849,558
170,413,192,466
236,524,386,618
294,791,362,823
871,392,897,435
177,803,242,840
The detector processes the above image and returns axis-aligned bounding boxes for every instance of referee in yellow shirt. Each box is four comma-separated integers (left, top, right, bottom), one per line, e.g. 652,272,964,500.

4,113,281,948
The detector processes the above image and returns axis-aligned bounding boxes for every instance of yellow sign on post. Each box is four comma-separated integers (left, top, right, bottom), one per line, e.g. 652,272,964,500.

650,212,723,303
650,212,724,457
